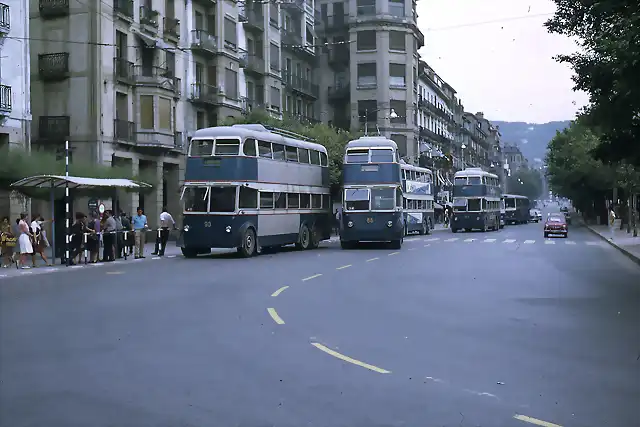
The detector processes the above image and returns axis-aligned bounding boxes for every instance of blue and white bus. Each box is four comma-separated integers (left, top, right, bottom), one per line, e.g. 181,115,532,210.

503,194,530,224
451,168,502,232
401,163,434,235
339,137,404,249
180,124,332,257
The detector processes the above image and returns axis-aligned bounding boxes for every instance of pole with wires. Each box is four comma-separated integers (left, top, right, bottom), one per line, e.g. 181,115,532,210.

65,140,70,266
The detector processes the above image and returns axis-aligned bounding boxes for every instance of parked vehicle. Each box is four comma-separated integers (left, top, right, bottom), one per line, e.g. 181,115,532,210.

529,209,542,222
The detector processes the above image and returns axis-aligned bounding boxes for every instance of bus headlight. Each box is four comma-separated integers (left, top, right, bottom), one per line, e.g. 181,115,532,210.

347,221,354,228
387,221,392,227
476,216,480,220
225,226,231,233
183,225,190,232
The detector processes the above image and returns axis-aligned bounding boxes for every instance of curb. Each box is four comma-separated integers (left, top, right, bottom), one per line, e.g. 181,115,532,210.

583,224,640,267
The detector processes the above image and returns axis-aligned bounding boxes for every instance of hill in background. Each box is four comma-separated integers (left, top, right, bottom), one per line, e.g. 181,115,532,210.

491,120,572,163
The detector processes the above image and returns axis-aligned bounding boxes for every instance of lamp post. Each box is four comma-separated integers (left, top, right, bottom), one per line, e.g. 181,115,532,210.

363,108,399,136
461,144,466,169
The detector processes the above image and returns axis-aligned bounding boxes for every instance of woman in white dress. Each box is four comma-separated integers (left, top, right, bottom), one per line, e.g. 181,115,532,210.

18,213,34,269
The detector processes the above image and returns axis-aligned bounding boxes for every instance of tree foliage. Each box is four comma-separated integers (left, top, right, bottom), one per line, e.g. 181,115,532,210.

506,168,543,201
545,0,640,165
222,109,361,191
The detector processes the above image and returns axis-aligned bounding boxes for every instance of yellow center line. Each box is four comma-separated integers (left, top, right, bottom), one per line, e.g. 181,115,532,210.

366,257,379,262
388,252,400,256
336,264,352,270
311,342,391,374
267,308,285,325
513,414,563,427
271,286,289,297
302,273,322,281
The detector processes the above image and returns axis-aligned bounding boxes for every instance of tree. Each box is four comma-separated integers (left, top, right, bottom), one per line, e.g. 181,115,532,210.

545,1,640,165
506,168,543,201
222,109,361,193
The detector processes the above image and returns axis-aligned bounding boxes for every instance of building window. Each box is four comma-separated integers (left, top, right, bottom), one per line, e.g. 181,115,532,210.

358,99,377,123
225,68,238,99
357,0,375,16
356,30,376,51
256,84,265,104
165,51,176,77
270,43,280,71
224,18,237,49
196,111,205,129
159,97,172,130
390,100,406,124
269,3,278,27
140,95,154,129
389,31,405,51
389,63,406,88
357,63,376,88
270,86,280,111
388,0,405,17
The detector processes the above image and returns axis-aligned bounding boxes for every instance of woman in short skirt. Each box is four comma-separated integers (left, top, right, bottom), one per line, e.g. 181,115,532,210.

18,214,34,269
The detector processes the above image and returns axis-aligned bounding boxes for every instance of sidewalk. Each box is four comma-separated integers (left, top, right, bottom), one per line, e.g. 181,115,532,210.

583,222,640,265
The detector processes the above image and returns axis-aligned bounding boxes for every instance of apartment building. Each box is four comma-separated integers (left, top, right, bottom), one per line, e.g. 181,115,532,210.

503,143,528,172
316,0,424,160
0,0,31,219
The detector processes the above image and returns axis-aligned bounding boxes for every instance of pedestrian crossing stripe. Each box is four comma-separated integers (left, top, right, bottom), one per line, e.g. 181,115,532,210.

503,239,516,243
484,239,496,243
464,238,476,242
585,242,599,246
524,240,535,244
444,238,459,242
565,241,576,245
545,240,555,245
424,238,440,242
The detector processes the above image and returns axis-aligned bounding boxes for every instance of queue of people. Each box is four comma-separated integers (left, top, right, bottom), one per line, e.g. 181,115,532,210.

0,207,177,268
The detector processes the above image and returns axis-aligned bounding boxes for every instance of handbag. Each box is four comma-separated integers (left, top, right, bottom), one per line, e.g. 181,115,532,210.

1,235,17,247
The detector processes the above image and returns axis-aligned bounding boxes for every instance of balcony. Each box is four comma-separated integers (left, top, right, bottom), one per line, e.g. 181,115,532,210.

243,54,266,76
140,5,159,31
190,83,220,105
280,0,304,15
39,116,70,140
242,10,264,32
38,53,70,81
164,17,180,39
114,119,136,143
134,66,181,96
241,97,266,114
191,30,218,55
0,3,9,34
282,71,319,99
114,57,135,85
318,14,348,32
327,83,350,103
39,0,69,19
113,0,133,20
193,0,216,7
327,45,349,68
281,30,302,49
0,84,11,114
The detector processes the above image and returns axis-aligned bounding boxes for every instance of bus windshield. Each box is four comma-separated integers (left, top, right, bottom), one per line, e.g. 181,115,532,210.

344,188,369,210
505,198,516,209
468,177,482,185
453,198,467,211
371,188,395,210
370,149,394,163
454,177,466,185
209,186,236,212
467,199,481,211
183,187,209,212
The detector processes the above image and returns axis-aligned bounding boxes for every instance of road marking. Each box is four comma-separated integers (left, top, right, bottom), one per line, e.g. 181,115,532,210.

70,265,83,269
366,257,379,262
524,240,535,244
424,243,431,247
336,264,352,270
408,247,417,251
388,252,399,256
464,238,476,242
167,255,176,258
424,237,440,241
0,274,7,278
444,238,459,242
405,237,419,242
513,414,563,427
565,240,576,245
271,286,289,297
585,241,598,246
483,238,496,243
152,256,161,260
503,239,516,243
302,273,322,281
267,308,285,325
544,240,555,245
106,271,124,275
20,271,33,275
311,342,390,374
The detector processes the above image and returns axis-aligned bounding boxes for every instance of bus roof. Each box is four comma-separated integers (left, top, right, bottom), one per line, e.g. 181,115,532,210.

345,137,398,150
191,124,328,153
401,163,432,175
503,194,529,199
454,168,499,179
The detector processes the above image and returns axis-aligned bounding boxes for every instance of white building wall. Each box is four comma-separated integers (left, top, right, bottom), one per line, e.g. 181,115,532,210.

417,77,453,142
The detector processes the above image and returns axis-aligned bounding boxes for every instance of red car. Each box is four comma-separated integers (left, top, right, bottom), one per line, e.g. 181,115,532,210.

544,214,568,238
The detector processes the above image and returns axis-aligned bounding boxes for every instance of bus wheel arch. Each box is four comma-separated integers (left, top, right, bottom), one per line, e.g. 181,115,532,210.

181,247,199,258
296,223,312,250
238,227,257,257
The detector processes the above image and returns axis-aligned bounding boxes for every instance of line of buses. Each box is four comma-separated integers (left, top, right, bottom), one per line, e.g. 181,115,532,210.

179,124,531,257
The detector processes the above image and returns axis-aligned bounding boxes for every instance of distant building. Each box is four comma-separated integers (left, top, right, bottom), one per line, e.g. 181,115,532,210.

503,143,528,171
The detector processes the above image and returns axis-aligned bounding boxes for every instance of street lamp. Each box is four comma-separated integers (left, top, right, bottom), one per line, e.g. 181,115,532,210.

461,144,466,169
362,107,399,136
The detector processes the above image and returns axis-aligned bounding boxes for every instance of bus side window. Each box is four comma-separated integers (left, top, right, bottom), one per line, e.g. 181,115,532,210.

310,150,321,165
275,192,287,209
311,194,322,208
287,193,300,209
300,193,311,208
259,192,274,209
322,194,330,209
320,152,328,167
243,138,257,156
258,141,272,158
239,186,258,209
272,143,286,161
298,148,310,164
402,169,406,180
286,146,299,162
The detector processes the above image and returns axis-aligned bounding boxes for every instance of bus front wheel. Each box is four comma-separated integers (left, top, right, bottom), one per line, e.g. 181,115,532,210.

238,228,256,258
389,238,402,250
181,247,199,258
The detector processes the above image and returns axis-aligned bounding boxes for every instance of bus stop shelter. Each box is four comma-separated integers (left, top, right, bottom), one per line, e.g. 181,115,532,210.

10,175,152,264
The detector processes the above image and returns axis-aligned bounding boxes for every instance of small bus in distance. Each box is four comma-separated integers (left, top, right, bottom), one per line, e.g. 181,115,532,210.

503,194,530,224
451,168,502,232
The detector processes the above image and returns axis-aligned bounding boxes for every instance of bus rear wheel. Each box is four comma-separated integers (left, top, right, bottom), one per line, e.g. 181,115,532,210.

296,224,312,250
238,228,256,258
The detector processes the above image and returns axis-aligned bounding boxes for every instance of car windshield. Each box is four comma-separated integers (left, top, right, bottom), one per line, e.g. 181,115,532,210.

547,216,564,223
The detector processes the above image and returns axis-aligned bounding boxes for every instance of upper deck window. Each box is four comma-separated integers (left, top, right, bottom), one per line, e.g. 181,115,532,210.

468,176,482,185
243,138,257,156
505,198,516,209
272,143,286,161
320,152,328,166
344,188,370,211
298,148,310,164
310,150,321,165
370,149,394,163
183,187,209,212
285,146,299,162
258,140,272,158
346,149,369,163
454,177,467,185
214,139,241,156
190,140,214,156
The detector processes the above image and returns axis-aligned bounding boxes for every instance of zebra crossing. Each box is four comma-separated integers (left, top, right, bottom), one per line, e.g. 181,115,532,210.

412,236,607,247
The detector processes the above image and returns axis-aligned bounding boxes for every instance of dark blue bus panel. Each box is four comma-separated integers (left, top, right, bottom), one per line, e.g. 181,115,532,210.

343,163,401,185
453,184,501,198
340,211,404,246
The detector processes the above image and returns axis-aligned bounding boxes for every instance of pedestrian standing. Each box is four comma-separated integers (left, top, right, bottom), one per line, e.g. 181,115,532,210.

152,207,176,256
132,207,148,259
102,210,117,262
30,214,52,267
86,213,100,263
1,216,16,268
17,213,34,269
609,205,616,240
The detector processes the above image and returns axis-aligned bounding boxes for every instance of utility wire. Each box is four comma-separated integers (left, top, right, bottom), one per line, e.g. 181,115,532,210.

425,12,554,31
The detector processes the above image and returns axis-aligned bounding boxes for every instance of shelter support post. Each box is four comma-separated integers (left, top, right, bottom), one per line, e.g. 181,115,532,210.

49,182,56,265
65,140,70,266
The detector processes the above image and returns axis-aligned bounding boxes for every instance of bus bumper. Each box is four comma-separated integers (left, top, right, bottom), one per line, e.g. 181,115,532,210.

340,212,404,242
182,214,255,249
451,213,487,230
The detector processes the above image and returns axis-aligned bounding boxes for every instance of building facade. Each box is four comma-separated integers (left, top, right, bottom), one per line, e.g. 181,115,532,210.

503,143,528,171
0,0,31,219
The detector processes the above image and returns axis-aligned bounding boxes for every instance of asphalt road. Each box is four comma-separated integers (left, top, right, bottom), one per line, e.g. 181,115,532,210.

1,216,639,427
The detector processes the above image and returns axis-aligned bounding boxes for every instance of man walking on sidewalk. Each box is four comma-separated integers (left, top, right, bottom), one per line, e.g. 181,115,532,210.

132,207,148,259
152,207,176,256
609,206,617,240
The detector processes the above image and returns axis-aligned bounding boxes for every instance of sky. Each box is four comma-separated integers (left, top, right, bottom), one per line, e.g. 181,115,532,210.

416,0,589,124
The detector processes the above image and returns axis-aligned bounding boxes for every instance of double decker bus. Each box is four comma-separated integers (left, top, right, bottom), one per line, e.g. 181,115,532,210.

340,137,404,249
451,168,502,232
401,163,434,235
503,194,530,224
180,124,332,258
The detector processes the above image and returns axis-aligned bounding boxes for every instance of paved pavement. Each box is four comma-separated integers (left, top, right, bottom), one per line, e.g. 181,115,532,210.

583,222,640,264
1,217,639,427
